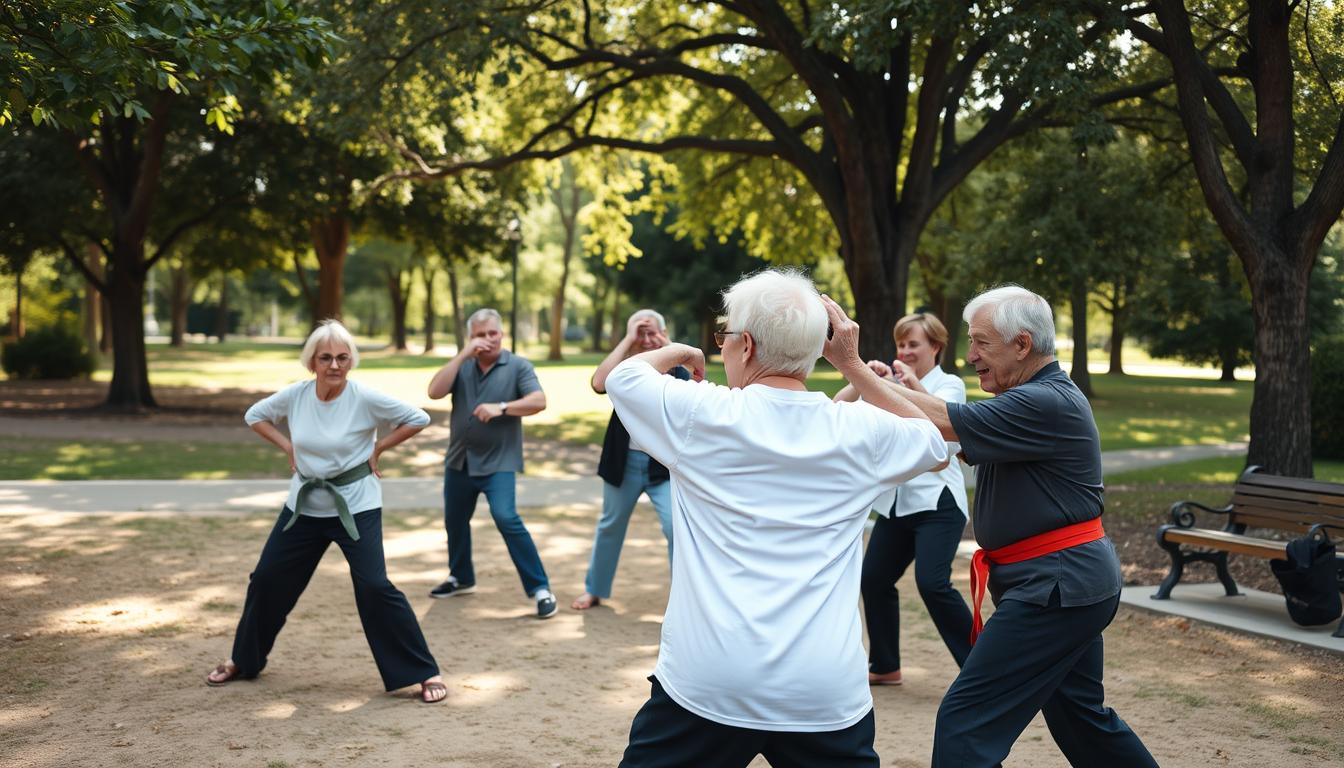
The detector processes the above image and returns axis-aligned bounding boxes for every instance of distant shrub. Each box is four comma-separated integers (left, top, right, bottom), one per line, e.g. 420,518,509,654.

1,326,96,380
1312,335,1344,459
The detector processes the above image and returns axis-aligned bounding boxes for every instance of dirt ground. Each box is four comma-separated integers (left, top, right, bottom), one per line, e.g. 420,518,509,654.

2,502,1343,768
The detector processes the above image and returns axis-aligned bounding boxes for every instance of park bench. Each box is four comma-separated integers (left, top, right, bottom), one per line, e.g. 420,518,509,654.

1152,465,1344,637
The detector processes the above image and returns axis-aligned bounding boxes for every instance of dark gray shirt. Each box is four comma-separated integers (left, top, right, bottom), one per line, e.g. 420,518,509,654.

946,361,1121,607
445,349,542,476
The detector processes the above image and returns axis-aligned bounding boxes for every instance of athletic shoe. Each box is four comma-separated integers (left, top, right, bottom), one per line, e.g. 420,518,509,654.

536,594,558,619
428,579,476,598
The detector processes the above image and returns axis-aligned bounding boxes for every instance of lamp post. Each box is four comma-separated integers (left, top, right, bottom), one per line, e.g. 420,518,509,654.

506,217,521,353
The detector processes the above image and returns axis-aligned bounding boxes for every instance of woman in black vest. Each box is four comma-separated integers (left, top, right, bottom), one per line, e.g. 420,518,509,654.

572,310,688,610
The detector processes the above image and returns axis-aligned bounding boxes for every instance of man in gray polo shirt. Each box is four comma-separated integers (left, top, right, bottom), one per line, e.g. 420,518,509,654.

426,308,557,619
827,285,1156,767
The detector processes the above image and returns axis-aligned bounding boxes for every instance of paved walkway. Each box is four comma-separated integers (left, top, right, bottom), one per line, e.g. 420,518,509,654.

0,441,1249,516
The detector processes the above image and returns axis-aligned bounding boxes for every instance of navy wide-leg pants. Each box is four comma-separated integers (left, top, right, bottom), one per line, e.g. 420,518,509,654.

931,590,1156,767
229,507,439,691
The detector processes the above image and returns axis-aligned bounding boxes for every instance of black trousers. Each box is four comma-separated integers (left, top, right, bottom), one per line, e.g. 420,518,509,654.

619,677,879,768
931,591,1157,767
229,507,440,691
861,488,973,673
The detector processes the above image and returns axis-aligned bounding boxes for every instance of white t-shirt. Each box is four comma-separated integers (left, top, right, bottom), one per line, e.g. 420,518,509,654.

244,379,430,517
874,366,969,519
606,359,949,732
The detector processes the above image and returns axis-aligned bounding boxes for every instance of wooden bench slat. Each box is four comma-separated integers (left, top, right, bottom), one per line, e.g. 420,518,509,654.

1162,528,1287,559
1230,495,1344,521
1232,485,1344,507
1238,474,1344,497
1227,514,1326,533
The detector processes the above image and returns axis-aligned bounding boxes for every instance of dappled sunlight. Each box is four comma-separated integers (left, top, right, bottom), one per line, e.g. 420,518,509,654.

455,672,531,704
46,595,192,637
0,705,51,731
251,701,299,720
324,697,373,713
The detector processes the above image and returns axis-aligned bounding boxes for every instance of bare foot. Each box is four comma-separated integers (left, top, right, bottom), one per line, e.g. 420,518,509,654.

206,660,240,686
868,669,902,686
420,675,447,704
571,592,601,610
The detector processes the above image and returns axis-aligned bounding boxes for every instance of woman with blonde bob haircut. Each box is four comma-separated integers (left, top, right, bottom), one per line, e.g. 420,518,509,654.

205,320,448,704
835,311,972,686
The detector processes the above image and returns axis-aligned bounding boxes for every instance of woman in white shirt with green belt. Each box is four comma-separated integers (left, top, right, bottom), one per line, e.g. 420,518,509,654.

204,320,446,703
835,313,973,686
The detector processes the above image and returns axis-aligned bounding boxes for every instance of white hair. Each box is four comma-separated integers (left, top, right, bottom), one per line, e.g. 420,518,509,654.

300,319,360,371
722,268,827,377
466,308,502,333
629,308,666,330
963,285,1057,357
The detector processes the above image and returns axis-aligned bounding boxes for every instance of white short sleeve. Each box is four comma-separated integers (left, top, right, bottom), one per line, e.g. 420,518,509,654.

604,358,706,469
866,409,950,487
244,381,302,426
362,386,430,430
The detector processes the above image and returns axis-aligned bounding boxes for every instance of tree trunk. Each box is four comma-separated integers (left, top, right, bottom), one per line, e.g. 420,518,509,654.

548,179,581,361
838,211,907,364
448,262,464,352
169,265,189,347
422,265,436,354
311,214,349,323
386,265,408,352
1219,358,1237,382
83,243,101,354
104,242,156,410
1245,261,1312,475
1069,275,1093,398
214,274,229,343
11,268,23,339
1107,312,1125,376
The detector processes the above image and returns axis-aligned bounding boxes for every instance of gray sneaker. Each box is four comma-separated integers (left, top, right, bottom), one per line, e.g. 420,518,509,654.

429,579,476,599
536,594,558,619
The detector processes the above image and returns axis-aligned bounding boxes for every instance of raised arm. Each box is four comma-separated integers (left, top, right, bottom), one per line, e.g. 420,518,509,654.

427,337,490,400
593,315,663,393
820,295,957,440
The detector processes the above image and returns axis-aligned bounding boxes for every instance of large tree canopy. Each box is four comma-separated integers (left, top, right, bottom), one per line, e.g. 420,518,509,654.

373,0,1166,360
1,0,332,409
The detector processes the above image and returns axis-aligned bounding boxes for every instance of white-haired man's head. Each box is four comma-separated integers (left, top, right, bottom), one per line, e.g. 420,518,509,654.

962,285,1057,394
720,269,827,383
629,308,668,351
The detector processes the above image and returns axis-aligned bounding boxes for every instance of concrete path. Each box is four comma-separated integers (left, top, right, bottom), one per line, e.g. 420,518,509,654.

0,441,1249,516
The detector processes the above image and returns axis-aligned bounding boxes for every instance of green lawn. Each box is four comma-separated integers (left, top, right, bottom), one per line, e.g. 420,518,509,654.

1107,455,1344,486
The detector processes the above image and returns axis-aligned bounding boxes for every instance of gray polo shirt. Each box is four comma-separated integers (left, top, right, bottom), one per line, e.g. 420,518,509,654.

445,349,543,476
946,361,1121,608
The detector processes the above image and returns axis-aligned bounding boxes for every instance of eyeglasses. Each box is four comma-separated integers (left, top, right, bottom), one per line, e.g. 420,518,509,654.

316,353,353,368
713,329,743,349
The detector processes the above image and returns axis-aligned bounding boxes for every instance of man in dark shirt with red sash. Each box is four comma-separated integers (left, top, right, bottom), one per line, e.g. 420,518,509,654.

822,286,1156,767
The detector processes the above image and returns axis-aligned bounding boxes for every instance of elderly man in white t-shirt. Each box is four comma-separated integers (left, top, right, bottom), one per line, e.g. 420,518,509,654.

606,269,950,767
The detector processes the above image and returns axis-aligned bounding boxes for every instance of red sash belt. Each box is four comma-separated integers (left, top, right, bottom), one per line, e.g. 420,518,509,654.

969,517,1105,646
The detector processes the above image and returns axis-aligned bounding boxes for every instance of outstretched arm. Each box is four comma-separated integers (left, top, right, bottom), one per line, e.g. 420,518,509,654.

820,295,958,440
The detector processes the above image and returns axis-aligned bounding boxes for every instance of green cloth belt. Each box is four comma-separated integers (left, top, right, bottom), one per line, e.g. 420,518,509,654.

287,462,374,541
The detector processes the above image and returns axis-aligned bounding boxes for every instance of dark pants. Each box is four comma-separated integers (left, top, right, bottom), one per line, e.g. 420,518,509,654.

620,677,879,768
861,488,973,673
443,464,549,595
931,590,1157,768
230,507,439,692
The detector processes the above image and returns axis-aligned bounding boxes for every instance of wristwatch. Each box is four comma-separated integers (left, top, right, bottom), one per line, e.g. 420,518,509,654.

499,401,508,415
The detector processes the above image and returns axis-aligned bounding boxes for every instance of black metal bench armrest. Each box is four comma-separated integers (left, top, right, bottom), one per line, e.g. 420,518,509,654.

1307,523,1343,543
1167,500,1233,528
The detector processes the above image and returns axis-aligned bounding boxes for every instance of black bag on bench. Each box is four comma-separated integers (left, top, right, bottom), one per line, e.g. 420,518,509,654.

1270,535,1342,626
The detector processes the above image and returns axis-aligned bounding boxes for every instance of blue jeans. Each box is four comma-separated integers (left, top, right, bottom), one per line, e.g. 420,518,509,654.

443,465,549,596
585,450,673,598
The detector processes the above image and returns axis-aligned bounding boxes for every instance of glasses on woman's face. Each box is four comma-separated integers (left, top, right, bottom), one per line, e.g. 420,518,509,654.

316,353,352,368
713,329,743,349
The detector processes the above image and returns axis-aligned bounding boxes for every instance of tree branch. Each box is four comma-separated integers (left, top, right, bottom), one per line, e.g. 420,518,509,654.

1289,110,1344,261
56,236,107,295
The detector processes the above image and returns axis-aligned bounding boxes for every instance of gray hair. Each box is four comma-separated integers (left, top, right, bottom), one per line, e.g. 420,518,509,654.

963,285,1056,357
300,319,360,371
722,268,827,377
629,308,666,330
466,308,503,333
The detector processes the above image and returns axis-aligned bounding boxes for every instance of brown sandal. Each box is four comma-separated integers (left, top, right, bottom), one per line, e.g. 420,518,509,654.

420,680,448,704
206,662,240,687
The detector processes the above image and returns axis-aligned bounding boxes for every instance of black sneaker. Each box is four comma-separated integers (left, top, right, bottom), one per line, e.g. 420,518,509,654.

429,579,476,599
536,594,558,619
